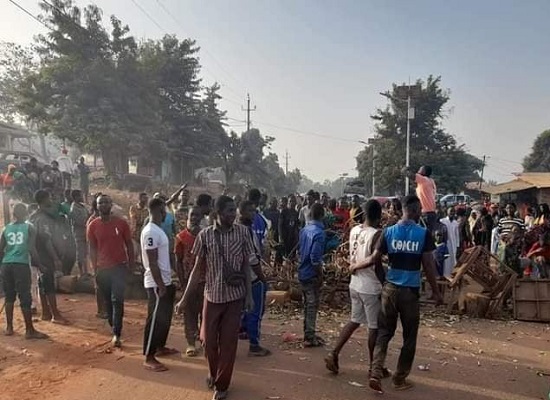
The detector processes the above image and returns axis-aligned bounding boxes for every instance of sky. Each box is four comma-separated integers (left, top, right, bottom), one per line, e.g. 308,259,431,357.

2,0,550,184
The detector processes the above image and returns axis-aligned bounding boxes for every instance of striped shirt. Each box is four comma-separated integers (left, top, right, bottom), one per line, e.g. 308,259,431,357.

497,217,525,239
192,223,254,304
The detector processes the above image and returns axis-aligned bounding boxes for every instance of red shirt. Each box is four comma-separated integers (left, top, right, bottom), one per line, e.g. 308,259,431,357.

87,217,132,269
333,208,350,231
174,229,205,282
528,242,550,260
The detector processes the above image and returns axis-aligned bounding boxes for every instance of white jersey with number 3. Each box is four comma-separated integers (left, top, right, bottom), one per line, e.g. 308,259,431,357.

141,222,171,289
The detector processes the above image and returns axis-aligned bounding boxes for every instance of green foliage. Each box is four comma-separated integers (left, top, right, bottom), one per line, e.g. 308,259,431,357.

357,76,482,195
523,129,550,172
2,0,299,189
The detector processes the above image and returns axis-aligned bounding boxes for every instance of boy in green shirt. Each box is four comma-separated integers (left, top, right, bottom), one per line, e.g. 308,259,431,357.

0,203,48,339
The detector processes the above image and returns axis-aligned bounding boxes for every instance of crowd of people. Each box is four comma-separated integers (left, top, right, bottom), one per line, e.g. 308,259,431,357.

1,160,549,399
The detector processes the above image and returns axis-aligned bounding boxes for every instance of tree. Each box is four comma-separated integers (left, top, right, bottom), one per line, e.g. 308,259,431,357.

16,0,159,175
523,129,550,172
0,42,37,123
357,76,482,195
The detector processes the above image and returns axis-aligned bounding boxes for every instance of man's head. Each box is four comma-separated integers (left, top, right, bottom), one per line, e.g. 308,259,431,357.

43,164,51,173
51,160,59,170
362,199,382,227
328,199,337,211
30,157,38,167
352,195,361,208
389,198,402,214
247,188,262,208
149,197,166,224
71,189,83,204
215,195,237,227
79,156,85,164
310,203,325,222
418,165,432,177
447,207,456,220
505,203,516,217
239,200,256,226
306,190,315,206
34,189,52,209
187,206,202,230
321,192,329,207
64,189,72,203
13,203,28,222
196,194,213,215
62,148,68,155
268,197,278,210
337,197,348,210
279,197,288,209
138,192,148,207
97,194,113,217
288,195,297,209
401,195,422,222
7,164,16,175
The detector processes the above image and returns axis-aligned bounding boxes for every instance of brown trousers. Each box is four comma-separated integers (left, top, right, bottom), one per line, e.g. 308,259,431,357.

203,298,244,392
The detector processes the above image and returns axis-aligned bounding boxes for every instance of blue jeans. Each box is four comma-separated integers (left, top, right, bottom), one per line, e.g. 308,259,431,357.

242,280,267,347
96,265,126,337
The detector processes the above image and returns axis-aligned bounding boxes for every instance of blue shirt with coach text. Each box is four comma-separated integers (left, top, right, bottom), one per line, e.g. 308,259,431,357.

377,220,435,288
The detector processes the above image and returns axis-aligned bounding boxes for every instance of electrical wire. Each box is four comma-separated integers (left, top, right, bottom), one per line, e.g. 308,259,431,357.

254,120,362,143
7,0,50,29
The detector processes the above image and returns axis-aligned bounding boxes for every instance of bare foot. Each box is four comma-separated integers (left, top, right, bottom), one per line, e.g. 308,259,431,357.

144,359,168,372
4,326,14,336
25,330,49,340
51,316,69,325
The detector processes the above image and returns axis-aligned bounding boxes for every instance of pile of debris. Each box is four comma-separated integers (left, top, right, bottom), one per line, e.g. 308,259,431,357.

447,246,517,319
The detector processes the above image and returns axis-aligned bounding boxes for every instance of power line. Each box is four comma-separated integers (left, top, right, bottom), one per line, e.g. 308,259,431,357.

129,0,164,31
7,0,50,29
255,120,362,143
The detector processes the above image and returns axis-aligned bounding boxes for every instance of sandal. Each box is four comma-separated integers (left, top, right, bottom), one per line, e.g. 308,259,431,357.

369,377,383,394
144,362,168,372
303,339,323,348
186,345,198,357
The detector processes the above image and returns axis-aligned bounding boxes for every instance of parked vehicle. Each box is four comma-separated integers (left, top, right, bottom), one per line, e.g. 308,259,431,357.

0,151,44,172
439,194,472,207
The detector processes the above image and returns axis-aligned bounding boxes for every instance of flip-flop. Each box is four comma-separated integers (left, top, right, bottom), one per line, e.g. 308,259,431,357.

369,378,383,394
156,347,179,357
186,346,198,357
144,363,168,372
4,329,14,337
51,318,69,325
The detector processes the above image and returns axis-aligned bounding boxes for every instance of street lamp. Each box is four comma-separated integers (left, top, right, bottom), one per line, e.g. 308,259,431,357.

359,139,376,197
380,85,418,195
339,173,349,197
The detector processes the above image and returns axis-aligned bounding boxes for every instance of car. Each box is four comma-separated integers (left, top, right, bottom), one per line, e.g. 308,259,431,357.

439,194,472,207
0,151,44,172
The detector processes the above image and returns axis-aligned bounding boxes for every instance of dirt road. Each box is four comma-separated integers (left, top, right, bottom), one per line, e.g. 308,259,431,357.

1,294,549,400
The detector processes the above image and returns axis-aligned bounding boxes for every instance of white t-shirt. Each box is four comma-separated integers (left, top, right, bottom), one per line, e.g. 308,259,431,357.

348,225,382,295
141,222,172,289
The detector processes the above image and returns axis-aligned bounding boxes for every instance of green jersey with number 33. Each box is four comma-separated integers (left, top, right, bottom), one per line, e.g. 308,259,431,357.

2,222,30,265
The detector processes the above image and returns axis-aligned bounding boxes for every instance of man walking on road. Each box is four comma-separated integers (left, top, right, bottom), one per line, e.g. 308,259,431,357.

182,195,254,400
141,198,176,372
325,200,388,376
87,194,135,348
298,203,326,347
69,190,89,276
363,195,443,393
0,203,48,339
403,166,438,233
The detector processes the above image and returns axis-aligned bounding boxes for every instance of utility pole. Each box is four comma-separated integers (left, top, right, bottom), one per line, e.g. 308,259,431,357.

405,93,412,195
284,149,290,174
242,93,256,132
479,155,486,191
